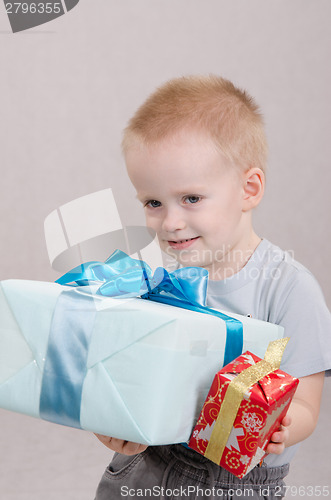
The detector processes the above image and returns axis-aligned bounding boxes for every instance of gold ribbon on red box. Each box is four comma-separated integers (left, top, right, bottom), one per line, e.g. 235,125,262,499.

204,337,290,464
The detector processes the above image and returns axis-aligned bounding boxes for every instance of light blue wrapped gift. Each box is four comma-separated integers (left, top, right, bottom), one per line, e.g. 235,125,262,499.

0,250,284,445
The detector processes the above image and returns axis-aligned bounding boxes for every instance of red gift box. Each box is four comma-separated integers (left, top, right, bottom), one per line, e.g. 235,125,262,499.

188,338,299,478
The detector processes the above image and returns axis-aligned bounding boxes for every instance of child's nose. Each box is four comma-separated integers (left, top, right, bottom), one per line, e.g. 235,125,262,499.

161,208,186,233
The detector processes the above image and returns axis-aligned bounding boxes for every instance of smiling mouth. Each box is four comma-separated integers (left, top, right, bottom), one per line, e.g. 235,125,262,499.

168,237,199,243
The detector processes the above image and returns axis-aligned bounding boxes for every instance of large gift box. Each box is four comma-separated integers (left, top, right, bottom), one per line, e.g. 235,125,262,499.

188,338,299,477
0,250,285,445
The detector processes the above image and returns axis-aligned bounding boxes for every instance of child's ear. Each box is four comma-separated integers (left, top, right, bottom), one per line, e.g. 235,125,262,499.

242,167,265,211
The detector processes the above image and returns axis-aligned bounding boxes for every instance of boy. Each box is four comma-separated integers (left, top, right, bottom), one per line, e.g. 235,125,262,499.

95,75,331,499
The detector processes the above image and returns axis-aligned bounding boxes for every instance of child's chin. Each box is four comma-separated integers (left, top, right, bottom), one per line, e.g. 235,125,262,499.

161,244,207,269
172,253,205,269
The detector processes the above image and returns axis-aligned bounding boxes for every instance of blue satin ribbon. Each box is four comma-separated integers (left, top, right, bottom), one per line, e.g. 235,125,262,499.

55,249,243,365
39,290,97,428
40,249,243,429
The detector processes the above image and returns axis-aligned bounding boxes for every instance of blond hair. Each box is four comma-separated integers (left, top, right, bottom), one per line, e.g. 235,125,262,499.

122,75,267,173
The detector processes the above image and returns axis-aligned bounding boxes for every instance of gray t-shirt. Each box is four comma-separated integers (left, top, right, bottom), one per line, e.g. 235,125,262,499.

205,238,331,467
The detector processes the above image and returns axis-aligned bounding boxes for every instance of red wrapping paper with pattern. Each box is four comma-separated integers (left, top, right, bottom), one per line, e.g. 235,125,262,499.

188,351,299,478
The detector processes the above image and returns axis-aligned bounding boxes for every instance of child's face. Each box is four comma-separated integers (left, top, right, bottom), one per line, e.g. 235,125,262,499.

125,129,248,278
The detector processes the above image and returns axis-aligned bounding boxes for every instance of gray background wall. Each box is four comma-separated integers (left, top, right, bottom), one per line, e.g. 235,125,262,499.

0,1,330,499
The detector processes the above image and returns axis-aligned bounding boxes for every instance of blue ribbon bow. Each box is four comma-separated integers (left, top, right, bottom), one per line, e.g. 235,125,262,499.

55,249,243,365
40,249,243,430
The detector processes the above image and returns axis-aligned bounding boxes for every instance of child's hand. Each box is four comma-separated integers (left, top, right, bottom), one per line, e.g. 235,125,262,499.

94,434,148,455
266,414,291,455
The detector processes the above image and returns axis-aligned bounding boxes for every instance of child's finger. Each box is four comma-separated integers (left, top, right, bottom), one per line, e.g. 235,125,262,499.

94,435,125,452
94,433,112,446
108,437,125,451
122,441,148,455
267,423,290,455
271,430,284,443
266,441,285,455
281,414,292,427
94,434,147,455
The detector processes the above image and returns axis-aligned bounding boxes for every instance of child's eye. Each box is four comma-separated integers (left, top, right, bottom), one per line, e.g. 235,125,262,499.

145,200,161,208
184,195,201,204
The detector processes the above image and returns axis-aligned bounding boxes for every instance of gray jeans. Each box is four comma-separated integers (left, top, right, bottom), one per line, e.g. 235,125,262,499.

95,444,290,499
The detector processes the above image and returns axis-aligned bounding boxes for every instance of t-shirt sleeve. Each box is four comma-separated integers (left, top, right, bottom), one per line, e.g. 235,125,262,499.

270,268,331,379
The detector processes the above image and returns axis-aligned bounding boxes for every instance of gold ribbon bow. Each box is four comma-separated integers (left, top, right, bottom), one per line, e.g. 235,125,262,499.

204,337,289,464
